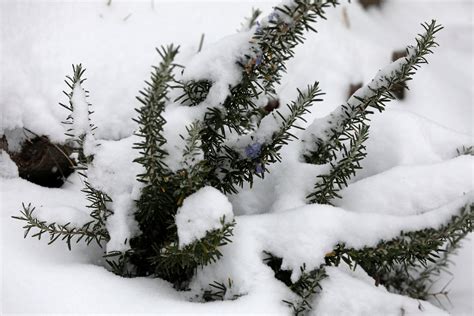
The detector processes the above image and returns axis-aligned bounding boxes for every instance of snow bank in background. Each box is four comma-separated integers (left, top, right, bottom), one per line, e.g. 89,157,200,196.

176,186,233,247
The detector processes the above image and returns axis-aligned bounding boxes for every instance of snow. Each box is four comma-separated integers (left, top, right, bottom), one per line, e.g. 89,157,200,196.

180,31,254,110
34,204,93,229
176,186,234,247
303,45,414,151
87,136,142,252
1,0,472,314
1,128,28,152
353,109,472,181
313,266,448,316
70,83,90,138
335,156,473,216
191,194,471,290
0,151,18,179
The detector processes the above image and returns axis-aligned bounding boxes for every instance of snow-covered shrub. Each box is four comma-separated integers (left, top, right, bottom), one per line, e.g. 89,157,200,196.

12,0,472,314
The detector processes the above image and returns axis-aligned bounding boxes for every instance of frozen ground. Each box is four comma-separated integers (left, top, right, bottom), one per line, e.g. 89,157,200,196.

1,0,472,314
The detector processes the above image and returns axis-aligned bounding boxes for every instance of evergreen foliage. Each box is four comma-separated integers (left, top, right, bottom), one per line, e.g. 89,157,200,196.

62,64,113,243
127,0,337,287
60,64,92,165
267,202,472,314
149,217,235,286
265,253,327,315
12,203,109,250
177,0,337,194
129,45,182,279
307,123,369,204
306,20,443,205
456,145,473,156
13,65,113,251
202,280,233,301
325,203,472,276
353,203,473,300
284,266,328,315
200,278,244,302
11,2,472,315
264,253,328,315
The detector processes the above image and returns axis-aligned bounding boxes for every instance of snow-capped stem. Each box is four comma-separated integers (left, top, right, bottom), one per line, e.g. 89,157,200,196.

157,217,235,288
181,120,203,169
382,204,473,300
82,180,113,239
252,0,340,96
304,20,443,166
131,45,186,280
60,64,95,166
304,20,442,205
326,202,473,291
207,82,323,193
307,123,369,204
266,82,323,163
179,0,339,105
271,202,473,315
56,64,114,252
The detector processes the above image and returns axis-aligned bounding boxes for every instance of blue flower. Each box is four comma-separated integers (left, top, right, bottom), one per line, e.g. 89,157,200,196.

255,163,264,174
255,55,263,66
255,21,263,34
245,142,262,159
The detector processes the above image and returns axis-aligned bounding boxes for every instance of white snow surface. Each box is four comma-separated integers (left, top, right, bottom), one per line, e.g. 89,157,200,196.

0,151,18,179
335,156,473,216
176,186,234,248
1,0,473,314
313,266,449,316
88,136,142,252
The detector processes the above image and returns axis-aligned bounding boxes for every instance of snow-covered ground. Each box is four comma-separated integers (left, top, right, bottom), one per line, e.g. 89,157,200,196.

1,0,472,314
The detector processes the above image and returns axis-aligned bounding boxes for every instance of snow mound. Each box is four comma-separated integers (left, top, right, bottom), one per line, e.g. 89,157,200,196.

176,186,234,247
313,266,448,316
335,155,474,215
191,193,471,293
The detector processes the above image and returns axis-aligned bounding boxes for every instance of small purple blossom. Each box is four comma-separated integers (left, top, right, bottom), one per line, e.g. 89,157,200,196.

255,163,264,174
255,55,263,66
255,21,263,34
268,12,280,22
245,142,262,159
